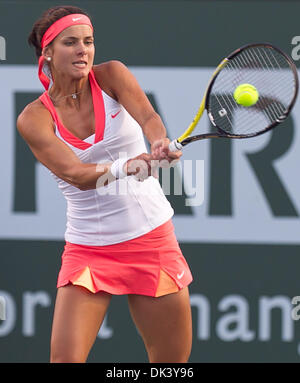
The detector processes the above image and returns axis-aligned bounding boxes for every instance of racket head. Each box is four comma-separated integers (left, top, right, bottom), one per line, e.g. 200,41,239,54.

204,42,299,139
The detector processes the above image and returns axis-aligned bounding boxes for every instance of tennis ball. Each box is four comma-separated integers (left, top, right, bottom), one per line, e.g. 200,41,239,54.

233,84,259,107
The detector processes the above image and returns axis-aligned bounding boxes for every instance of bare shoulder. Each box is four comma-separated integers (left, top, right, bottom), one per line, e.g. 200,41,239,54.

92,61,131,100
17,98,54,139
93,60,128,79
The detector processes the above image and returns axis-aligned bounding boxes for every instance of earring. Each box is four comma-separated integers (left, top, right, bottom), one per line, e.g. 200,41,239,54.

46,57,51,62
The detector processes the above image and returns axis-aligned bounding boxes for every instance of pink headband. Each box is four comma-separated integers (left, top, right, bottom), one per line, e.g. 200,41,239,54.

38,14,93,90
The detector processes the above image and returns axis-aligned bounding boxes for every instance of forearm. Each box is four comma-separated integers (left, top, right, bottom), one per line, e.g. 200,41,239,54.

141,113,167,145
70,162,114,191
69,155,154,190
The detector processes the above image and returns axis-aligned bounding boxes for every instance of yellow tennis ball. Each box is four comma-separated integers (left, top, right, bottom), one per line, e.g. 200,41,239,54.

233,84,259,107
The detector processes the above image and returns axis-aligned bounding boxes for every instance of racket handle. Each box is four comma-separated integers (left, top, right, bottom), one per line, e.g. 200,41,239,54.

169,139,183,152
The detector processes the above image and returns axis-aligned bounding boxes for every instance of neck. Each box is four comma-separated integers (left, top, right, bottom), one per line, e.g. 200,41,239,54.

48,73,90,105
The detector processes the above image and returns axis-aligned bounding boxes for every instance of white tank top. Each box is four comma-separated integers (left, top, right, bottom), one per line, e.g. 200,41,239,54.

39,70,174,246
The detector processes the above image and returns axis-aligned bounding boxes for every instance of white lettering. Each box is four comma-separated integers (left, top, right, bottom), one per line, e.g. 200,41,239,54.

183,160,204,206
259,296,294,341
0,295,5,320
0,36,6,60
216,295,255,341
291,296,300,321
291,36,300,61
22,291,51,336
97,315,114,339
0,291,16,336
190,294,210,340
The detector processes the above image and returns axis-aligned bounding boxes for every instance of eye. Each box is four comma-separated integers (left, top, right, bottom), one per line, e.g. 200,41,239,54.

64,41,74,46
85,41,94,45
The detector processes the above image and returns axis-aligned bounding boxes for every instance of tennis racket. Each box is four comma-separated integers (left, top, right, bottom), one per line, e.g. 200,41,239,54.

169,42,299,152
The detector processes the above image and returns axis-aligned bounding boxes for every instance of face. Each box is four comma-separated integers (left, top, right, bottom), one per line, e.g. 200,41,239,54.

43,25,95,79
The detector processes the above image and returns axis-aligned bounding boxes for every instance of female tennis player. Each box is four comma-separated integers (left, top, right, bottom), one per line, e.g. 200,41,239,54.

18,5,193,363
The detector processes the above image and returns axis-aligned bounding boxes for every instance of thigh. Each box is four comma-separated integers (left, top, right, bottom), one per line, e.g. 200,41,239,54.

127,287,192,363
50,284,112,362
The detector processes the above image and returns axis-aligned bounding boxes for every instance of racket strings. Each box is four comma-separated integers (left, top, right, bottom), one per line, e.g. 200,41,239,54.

226,50,291,127
208,45,297,136
217,49,293,133
232,51,288,130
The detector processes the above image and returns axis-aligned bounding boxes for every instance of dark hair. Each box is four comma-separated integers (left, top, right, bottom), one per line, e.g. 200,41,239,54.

28,5,91,59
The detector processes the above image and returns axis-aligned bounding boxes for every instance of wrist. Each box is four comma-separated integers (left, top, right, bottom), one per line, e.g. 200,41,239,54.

110,157,129,179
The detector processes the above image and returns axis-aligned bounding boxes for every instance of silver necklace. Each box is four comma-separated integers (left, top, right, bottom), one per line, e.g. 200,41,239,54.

48,90,83,103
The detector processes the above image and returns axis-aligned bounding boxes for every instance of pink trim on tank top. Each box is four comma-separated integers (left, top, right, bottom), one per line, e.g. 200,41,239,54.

39,69,105,150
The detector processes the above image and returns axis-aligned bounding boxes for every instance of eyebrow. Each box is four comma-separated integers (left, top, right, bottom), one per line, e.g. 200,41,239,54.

62,36,94,40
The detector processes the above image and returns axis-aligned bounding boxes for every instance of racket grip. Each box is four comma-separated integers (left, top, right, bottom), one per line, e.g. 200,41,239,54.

169,139,183,152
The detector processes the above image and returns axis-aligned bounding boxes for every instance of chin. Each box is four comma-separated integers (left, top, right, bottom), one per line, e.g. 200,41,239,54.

71,67,91,79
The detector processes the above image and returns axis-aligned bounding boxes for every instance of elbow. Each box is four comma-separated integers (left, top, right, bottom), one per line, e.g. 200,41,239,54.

73,180,87,191
65,175,84,190
61,167,88,191
60,163,104,191
70,175,91,191
77,183,92,191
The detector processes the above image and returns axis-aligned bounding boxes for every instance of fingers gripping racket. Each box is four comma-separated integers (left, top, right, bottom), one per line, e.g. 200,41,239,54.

169,43,299,152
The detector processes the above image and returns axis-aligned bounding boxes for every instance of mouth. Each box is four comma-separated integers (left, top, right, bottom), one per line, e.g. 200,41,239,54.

72,60,88,69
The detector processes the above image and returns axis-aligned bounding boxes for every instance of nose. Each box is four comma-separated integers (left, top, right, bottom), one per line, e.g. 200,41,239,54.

76,40,88,56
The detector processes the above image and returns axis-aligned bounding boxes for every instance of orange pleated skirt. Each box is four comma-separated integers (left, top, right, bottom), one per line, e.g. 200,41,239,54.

57,219,193,297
